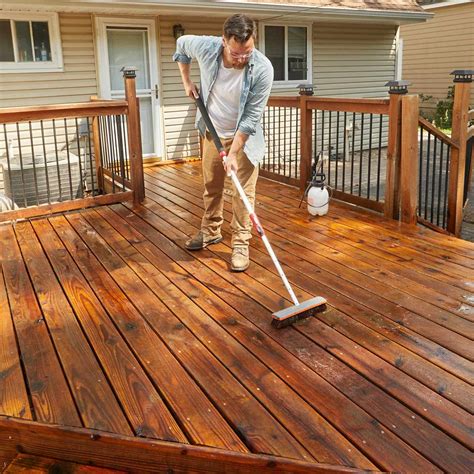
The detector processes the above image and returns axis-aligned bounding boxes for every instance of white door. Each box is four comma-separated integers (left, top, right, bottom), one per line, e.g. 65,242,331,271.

96,17,162,157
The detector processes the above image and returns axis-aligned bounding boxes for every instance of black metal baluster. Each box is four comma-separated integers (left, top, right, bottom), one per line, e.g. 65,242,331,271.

28,121,39,205
313,109,318,172
40,120,51,204
424,132,431,219
343,112,347,193
124,115,130,181
321,111,325,175
442,146,450,229
437,141,444,227
3,124,15,206
272,106,275,174
358,113,364,197
108,116,116,193
335,111,339,190
367,114,373,199
52,119,62,202
350,113,356,194
289,107,293,178
262,107,266,170
376,114,382,201
418,126,423,216
296,108,299,180
86,117,95,196
116,115,126,191
75,118,84,199
328,111,332,186
63,119,74,199
430,137,438,223
16,123,27,207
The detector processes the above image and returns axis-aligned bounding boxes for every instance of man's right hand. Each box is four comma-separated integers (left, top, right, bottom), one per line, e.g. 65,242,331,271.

184,81,199,100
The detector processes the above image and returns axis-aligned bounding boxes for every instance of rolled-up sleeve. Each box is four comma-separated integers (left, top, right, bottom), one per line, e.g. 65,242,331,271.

172,35,210,64
238,66,274,136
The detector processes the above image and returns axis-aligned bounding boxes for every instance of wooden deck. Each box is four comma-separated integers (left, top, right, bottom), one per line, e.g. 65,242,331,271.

1,161,473,472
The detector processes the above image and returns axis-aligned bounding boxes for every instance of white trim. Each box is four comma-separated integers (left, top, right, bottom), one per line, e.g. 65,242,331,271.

259,22,312,87
424,0,474,9
0,11,63,73
395,27,403,81
94,16,163,158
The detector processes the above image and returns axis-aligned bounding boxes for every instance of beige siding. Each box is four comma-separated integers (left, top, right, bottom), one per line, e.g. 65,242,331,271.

401,3,474,115
0,13,98,107
313,23,397,97
159,16,225,160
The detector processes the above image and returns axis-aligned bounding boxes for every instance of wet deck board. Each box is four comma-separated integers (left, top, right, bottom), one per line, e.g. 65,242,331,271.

0,162,472,472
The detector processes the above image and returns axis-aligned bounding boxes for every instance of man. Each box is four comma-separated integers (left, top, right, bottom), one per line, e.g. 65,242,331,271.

173,14,273,272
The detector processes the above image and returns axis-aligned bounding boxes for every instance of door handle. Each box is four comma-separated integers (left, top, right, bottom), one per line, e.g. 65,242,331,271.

153,84,159,99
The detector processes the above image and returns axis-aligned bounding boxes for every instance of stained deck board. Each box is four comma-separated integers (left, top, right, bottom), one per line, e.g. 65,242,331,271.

158,165,474,310
78,207,373,468
0,225,80,426
162,165,474,292
138,172,473,450
30,218,187,443
150,168,474,357
108,202,470,471
14,221,133,435
0,266,31,420
0,161,473,472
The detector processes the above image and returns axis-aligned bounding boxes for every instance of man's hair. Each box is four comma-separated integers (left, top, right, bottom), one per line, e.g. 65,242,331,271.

223,14,256,43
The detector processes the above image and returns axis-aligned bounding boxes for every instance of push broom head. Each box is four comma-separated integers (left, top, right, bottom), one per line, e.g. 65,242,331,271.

271,296,327,329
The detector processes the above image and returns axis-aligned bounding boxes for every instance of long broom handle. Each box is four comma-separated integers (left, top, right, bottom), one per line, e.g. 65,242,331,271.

194,94,300,306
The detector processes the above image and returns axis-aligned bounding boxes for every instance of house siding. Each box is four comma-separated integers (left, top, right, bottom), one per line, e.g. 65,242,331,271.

400,3,474,115
313,23,397,97
0,13,98,107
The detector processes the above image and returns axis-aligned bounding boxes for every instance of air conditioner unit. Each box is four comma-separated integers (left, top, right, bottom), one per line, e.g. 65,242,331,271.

0,151,82,207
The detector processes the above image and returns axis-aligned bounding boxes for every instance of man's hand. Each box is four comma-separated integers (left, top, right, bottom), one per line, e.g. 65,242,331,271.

184,80,198,100
177,63,198,99
223,152,238,175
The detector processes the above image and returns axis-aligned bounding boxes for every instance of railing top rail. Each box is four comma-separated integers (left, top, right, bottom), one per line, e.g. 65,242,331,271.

267,95,390,114
418,116,458,149
0,100,129,124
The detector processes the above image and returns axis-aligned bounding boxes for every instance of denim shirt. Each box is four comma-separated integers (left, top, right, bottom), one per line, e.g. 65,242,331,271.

173,35,274,166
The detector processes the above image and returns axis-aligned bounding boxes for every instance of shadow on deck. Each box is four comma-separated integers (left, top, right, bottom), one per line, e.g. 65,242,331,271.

1,162,473,472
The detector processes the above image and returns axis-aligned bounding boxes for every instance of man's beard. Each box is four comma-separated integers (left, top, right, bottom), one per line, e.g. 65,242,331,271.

232,62,247,70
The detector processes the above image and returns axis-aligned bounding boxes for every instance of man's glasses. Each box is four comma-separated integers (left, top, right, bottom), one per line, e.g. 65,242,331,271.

226,44,253,60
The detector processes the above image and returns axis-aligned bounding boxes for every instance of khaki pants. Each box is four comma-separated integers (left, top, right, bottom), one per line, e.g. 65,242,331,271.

201,133,258,248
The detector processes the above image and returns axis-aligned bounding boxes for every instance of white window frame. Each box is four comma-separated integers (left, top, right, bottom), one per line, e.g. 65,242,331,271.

259,22,312,88
0,11,63,73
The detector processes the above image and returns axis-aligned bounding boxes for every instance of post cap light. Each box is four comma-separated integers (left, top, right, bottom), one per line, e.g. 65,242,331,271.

385,80,410,94
121,66,137,78
298,84,314,96
450,70,474,83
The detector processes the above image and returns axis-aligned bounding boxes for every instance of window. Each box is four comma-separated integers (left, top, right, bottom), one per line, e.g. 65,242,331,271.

261,24,311,85
0,12,63,72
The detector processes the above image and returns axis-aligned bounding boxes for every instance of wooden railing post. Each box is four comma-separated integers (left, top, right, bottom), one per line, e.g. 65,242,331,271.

122,66,145,204
299,85,314,191
384,80,408,220
399,94,419,225
447,70,473,236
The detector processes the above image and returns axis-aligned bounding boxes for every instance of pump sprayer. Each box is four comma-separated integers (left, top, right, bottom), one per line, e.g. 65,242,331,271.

300,150,331,216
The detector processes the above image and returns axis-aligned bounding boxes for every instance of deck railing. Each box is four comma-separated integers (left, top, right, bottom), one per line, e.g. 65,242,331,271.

0,67,143,223
263,94,392,214
263,71,473,236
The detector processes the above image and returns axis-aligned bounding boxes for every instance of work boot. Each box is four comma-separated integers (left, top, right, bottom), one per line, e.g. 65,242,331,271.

231,246,249,272
185,231,222,251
